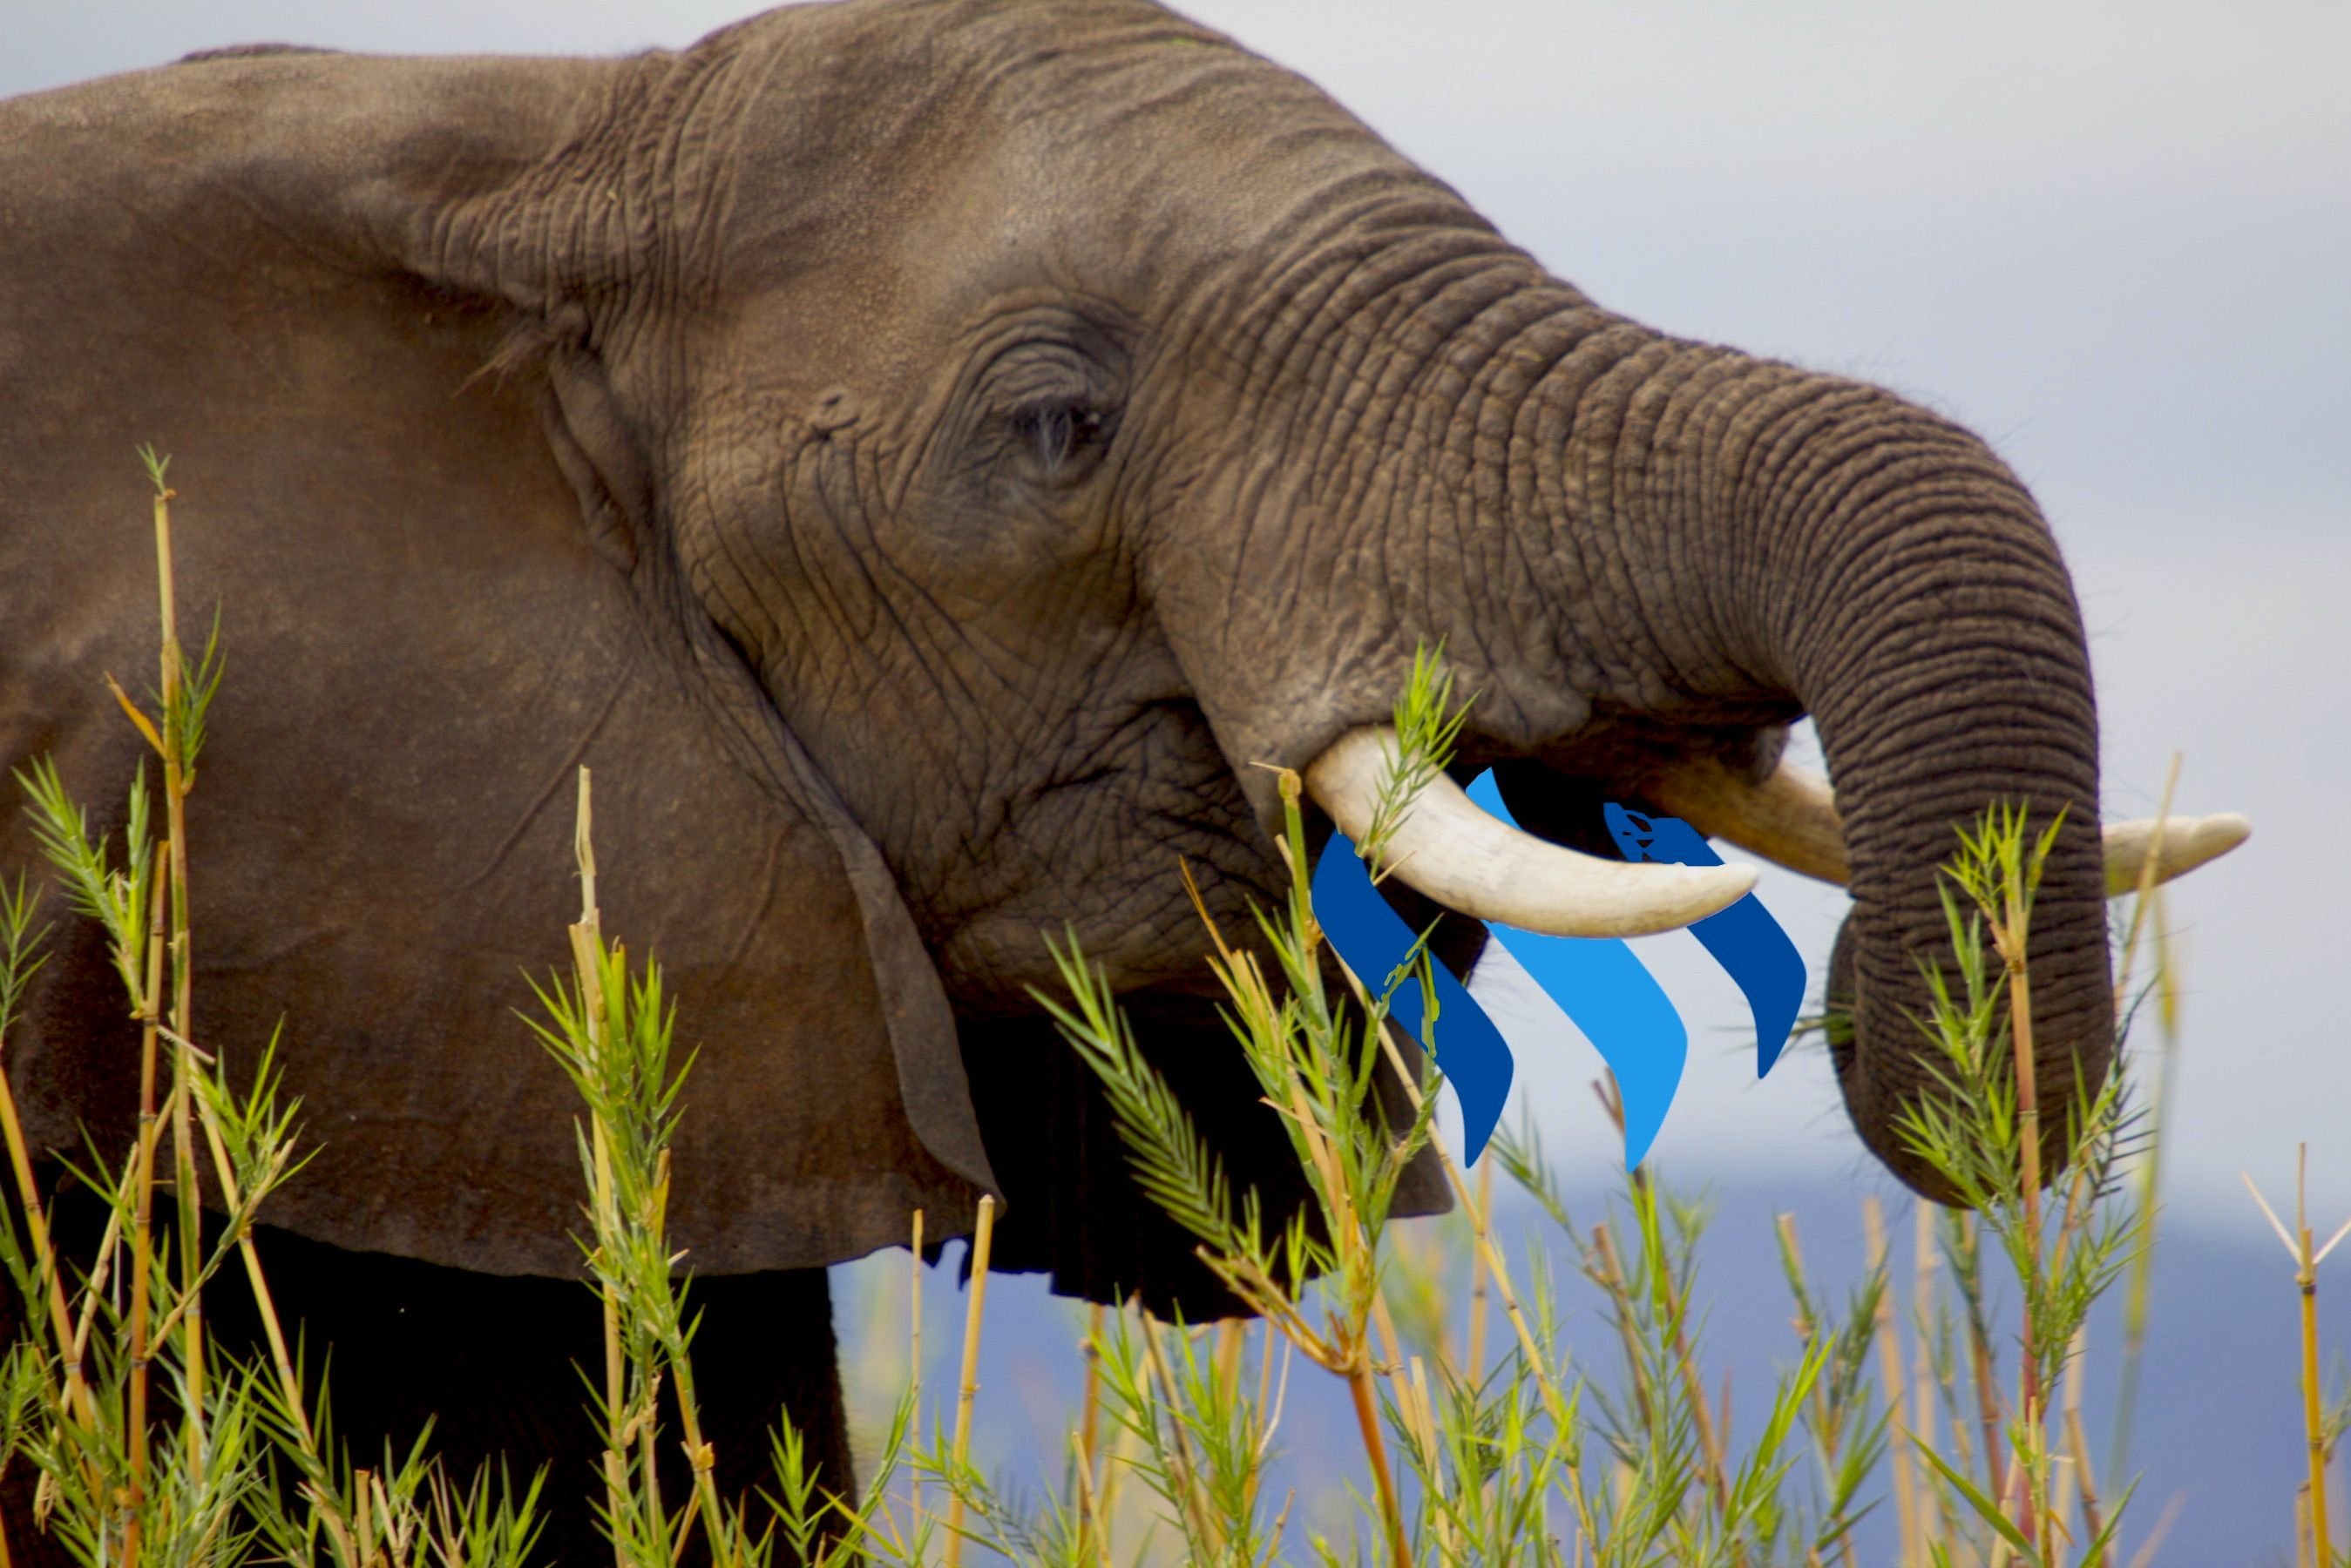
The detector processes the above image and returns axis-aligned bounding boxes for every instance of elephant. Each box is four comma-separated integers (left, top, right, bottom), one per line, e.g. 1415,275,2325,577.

0,0,2245,1557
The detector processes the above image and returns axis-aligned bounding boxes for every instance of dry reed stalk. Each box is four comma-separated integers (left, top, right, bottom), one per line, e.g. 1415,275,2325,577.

2125,1493,2185,1568
1077,1301,1098,1484
1467,1155,1493,1377
1954,1210,2006,1501
1986,1436,2030,1568
2246,1149,2351,1568
659,1332,735,1568
943,1193,997,1568
1093,1360,1140,1565
1987,884,2048,1561
1067,1426,1108,1568
2104,759,2183,1490
1365,999,1598,1544
1911,1199,1945,1551
573,772,730,1565
1865,1198,1920,1567
570,777,633,1568
1345,1343,1410,1568
910,1207,926,1531
2060,1327,2109,1568
150,477,207,1480
1407,1355,1457,1564
0,1054,94,1433
1137,1308,1221,1558
354,1467,374,1568
1586,1225,1655,1433
1215,1317,1247,1407
1369,1289,1406,1385
1248,1317,1283,1524
1661,1239,1731,1523
121,848,171,1568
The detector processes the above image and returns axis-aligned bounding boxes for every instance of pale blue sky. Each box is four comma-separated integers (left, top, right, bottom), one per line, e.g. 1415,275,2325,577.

7,1,2345,1230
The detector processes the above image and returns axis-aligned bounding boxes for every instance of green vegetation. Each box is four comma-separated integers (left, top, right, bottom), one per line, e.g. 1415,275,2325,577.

0,463,2331,1567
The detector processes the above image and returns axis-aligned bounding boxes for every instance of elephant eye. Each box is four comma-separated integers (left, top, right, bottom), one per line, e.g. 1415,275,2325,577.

1007,401,1111,483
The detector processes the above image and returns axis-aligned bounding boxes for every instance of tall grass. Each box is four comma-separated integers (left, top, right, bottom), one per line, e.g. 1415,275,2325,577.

0,463,2303,1565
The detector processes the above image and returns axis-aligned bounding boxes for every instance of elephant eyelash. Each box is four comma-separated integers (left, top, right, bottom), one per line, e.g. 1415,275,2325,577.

1008,402,1110,481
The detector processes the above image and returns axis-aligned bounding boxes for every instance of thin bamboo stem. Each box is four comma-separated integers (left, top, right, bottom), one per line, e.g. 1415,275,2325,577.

569,773,634,1568
911,1208,926,1533
1467,1156,1493,1378
1866,1198,1919,1567
1912,1199,1943,1551
1138,1308,1220,1559
1345,1354,1410,1568
2063,1360,2109,1568
2300,1152,2334,1565
944,1194,996,1568
122,846,171,1568
152,476,207,1479
0,1037,97,1435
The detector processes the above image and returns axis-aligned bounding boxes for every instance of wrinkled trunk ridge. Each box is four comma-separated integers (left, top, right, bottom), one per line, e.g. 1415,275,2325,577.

1511,329,2113,1193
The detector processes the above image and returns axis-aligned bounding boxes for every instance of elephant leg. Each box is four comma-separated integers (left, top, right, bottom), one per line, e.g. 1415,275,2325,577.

0,1188,852,1568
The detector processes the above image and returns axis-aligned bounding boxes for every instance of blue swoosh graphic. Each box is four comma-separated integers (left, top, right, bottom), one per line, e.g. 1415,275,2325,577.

1307,780,1806,1173
1310,834,1514,1163
1602,803,1806,1077
1467,774,1687,1170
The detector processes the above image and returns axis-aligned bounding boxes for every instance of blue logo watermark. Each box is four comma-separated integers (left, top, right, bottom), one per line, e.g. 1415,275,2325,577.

1311,770,1805,1170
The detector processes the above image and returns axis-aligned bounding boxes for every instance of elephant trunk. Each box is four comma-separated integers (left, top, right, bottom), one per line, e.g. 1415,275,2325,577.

1734,369,2113,1198
1467,322,2113,1197
1171,270,2116,1197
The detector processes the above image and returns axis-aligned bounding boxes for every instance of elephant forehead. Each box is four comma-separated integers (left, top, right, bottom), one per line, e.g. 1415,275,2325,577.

696,0,1459,361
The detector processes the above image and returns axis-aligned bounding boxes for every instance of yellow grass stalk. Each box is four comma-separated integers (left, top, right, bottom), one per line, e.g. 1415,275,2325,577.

2112,761,2184,1481
121,848,171,1568
570,776,634,1568
911,1208,926,1531
1865,1198,1919,1567
1137,1308,1221,1558
1067,1426,1108,1568
2244,1151,2351,1568
1663,1244,1731,1521
1910,1199,1945,1551
944,1193,997,1568
2298,1163,2347,1564
2060,1326,2109,1568
1345,1335,1410,1568
573,773,735,1567
1408,1355,1457,1564
1215,1317,1247,1406
1587,1225,1655,1433
1362,963,1596,1544
1467,1156,1494,1377
1077,1301,1098,1484
150,476,207,1480
0,1058,94,1435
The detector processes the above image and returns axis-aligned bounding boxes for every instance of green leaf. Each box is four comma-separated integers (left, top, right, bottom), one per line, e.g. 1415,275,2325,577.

1911,1433,2035,1559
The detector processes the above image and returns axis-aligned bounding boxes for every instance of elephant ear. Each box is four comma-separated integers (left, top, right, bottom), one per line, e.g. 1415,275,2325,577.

0,51,993,1274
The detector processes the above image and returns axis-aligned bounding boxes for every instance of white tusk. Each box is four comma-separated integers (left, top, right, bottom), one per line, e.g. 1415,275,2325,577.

2100,813,2251,897
1645,757,1851,886
1301,726,1758,938
1646,755,2251,898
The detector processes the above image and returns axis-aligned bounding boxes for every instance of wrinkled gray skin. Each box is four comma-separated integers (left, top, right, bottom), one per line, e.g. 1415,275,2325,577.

0,0,2109,1537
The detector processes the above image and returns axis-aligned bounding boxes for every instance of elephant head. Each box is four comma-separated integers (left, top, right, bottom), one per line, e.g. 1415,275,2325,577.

0,0,2241,1321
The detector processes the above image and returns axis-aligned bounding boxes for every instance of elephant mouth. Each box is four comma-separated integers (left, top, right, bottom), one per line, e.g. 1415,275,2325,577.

1297,724,2250,936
